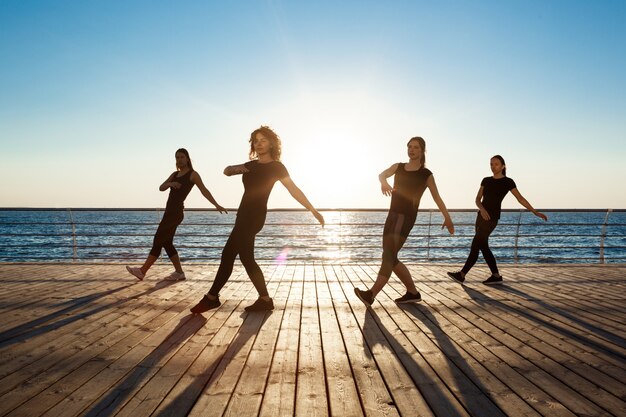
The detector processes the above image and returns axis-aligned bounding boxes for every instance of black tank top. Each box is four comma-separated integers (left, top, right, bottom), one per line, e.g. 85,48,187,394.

165,170,194,212
389,163,432,216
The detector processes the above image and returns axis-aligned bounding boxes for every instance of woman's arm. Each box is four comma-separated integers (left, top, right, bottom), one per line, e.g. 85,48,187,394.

223,164,249,176
159,172,178,192
475,186,490,220
280,176,325,226
426,175,455,234
510,188,548,221
379,163,399,196
190,172,227,213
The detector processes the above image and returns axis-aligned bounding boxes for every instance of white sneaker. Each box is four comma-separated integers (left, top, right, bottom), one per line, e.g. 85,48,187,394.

126,266,145,280
164,271,186,281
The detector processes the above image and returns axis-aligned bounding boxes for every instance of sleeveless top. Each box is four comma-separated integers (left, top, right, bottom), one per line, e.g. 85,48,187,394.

389,163,433,216
165,170,194,212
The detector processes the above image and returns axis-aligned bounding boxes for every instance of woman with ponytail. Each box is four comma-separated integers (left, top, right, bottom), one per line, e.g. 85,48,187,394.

447,155,547,285
354,136,455,307
126,148,226,281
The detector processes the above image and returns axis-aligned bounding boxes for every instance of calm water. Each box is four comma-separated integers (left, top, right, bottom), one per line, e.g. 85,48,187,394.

1,209,625,263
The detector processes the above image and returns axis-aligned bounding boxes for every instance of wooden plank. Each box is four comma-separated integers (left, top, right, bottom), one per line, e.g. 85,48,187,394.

411,266,620,417
314,263,364,417
324,264,400,417
340,265,436,417
258,263,302,417
294,263,329,417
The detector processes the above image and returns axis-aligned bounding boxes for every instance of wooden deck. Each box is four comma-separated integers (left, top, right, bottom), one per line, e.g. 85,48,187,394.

0,263,624,417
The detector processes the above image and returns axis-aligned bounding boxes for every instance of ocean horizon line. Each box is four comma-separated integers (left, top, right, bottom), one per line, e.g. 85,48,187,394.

1,207,625,212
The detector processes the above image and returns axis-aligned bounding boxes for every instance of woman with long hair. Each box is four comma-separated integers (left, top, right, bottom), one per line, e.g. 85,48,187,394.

447,155,547,285
191,126,324,313
126,148,226,281
354,136,455,306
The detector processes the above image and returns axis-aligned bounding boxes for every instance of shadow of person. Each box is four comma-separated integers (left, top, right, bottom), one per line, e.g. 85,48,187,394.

152,310,273,417
360,307,504,417
83,313,207,417
0,280,177,348
461,283,626,360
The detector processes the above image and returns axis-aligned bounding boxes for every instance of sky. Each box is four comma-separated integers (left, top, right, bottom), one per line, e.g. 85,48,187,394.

1,0,625,210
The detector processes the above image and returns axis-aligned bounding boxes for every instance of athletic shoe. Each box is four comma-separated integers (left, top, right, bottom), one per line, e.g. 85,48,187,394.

244,298,274,311
483,275,503,285
447,271,465,284
395,291,422,303
164,271,186,281
190,295,221,313
126,266,145,281
354,288,374,306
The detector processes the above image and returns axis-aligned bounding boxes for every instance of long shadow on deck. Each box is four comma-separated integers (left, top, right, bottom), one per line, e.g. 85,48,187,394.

462,285,626,361
363,306,506,417
153,311,272,417
0,280,176,348
83,313,208,417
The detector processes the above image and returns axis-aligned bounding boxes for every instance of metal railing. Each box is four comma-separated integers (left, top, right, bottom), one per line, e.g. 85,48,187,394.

0,208,625,263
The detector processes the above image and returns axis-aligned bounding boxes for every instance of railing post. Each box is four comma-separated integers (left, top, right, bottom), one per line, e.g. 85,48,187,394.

68,208,77,262
426,210,432,261
599,209,612,264
514,210,522,263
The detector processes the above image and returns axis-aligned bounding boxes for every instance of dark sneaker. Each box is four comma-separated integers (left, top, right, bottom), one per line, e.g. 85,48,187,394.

190,295,220,313
244,298,274,311
483,275,503,285
126,266,145,281
395,291,422,303
354,288,374,306
447,271,465,284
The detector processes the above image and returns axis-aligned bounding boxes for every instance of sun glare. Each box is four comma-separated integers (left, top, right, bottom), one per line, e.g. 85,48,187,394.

276,91,385,208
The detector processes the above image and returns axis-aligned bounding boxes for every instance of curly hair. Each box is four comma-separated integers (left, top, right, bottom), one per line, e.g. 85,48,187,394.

249,125,282,161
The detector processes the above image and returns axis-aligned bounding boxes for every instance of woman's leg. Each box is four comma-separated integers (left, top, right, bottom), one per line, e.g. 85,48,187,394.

393,261,418,293
239,231,268,298
460,215,484,275
131,212,179,277
476,219,499,275
207,225,243,297
372,213,411,296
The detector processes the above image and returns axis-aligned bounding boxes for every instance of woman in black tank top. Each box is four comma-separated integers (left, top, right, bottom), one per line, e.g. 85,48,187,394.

191,126,325,314
126,148,226,281
354,137,455,307
447,155,547,285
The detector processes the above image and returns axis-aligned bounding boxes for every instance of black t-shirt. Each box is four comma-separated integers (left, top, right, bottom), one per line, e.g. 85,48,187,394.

480,176,517,220
237,160,289,217
165,170,194,212
389,163,433,216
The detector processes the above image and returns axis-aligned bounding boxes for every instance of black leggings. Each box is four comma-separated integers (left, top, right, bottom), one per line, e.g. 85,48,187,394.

461,214,499,275
378,211,416,278
149,210,183,258
208,216,267,297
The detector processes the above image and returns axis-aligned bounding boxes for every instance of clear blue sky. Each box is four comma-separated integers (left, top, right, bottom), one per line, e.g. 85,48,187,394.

1,0,625,209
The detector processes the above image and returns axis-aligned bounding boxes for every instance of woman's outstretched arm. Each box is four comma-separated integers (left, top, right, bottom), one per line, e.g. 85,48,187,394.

280,176,325,226
223,164,249,176
190,172,227,213
510,188,548,221
426,175,455,234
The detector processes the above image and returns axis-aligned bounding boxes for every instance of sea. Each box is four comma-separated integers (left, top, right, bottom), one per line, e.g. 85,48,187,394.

1,209,625,264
